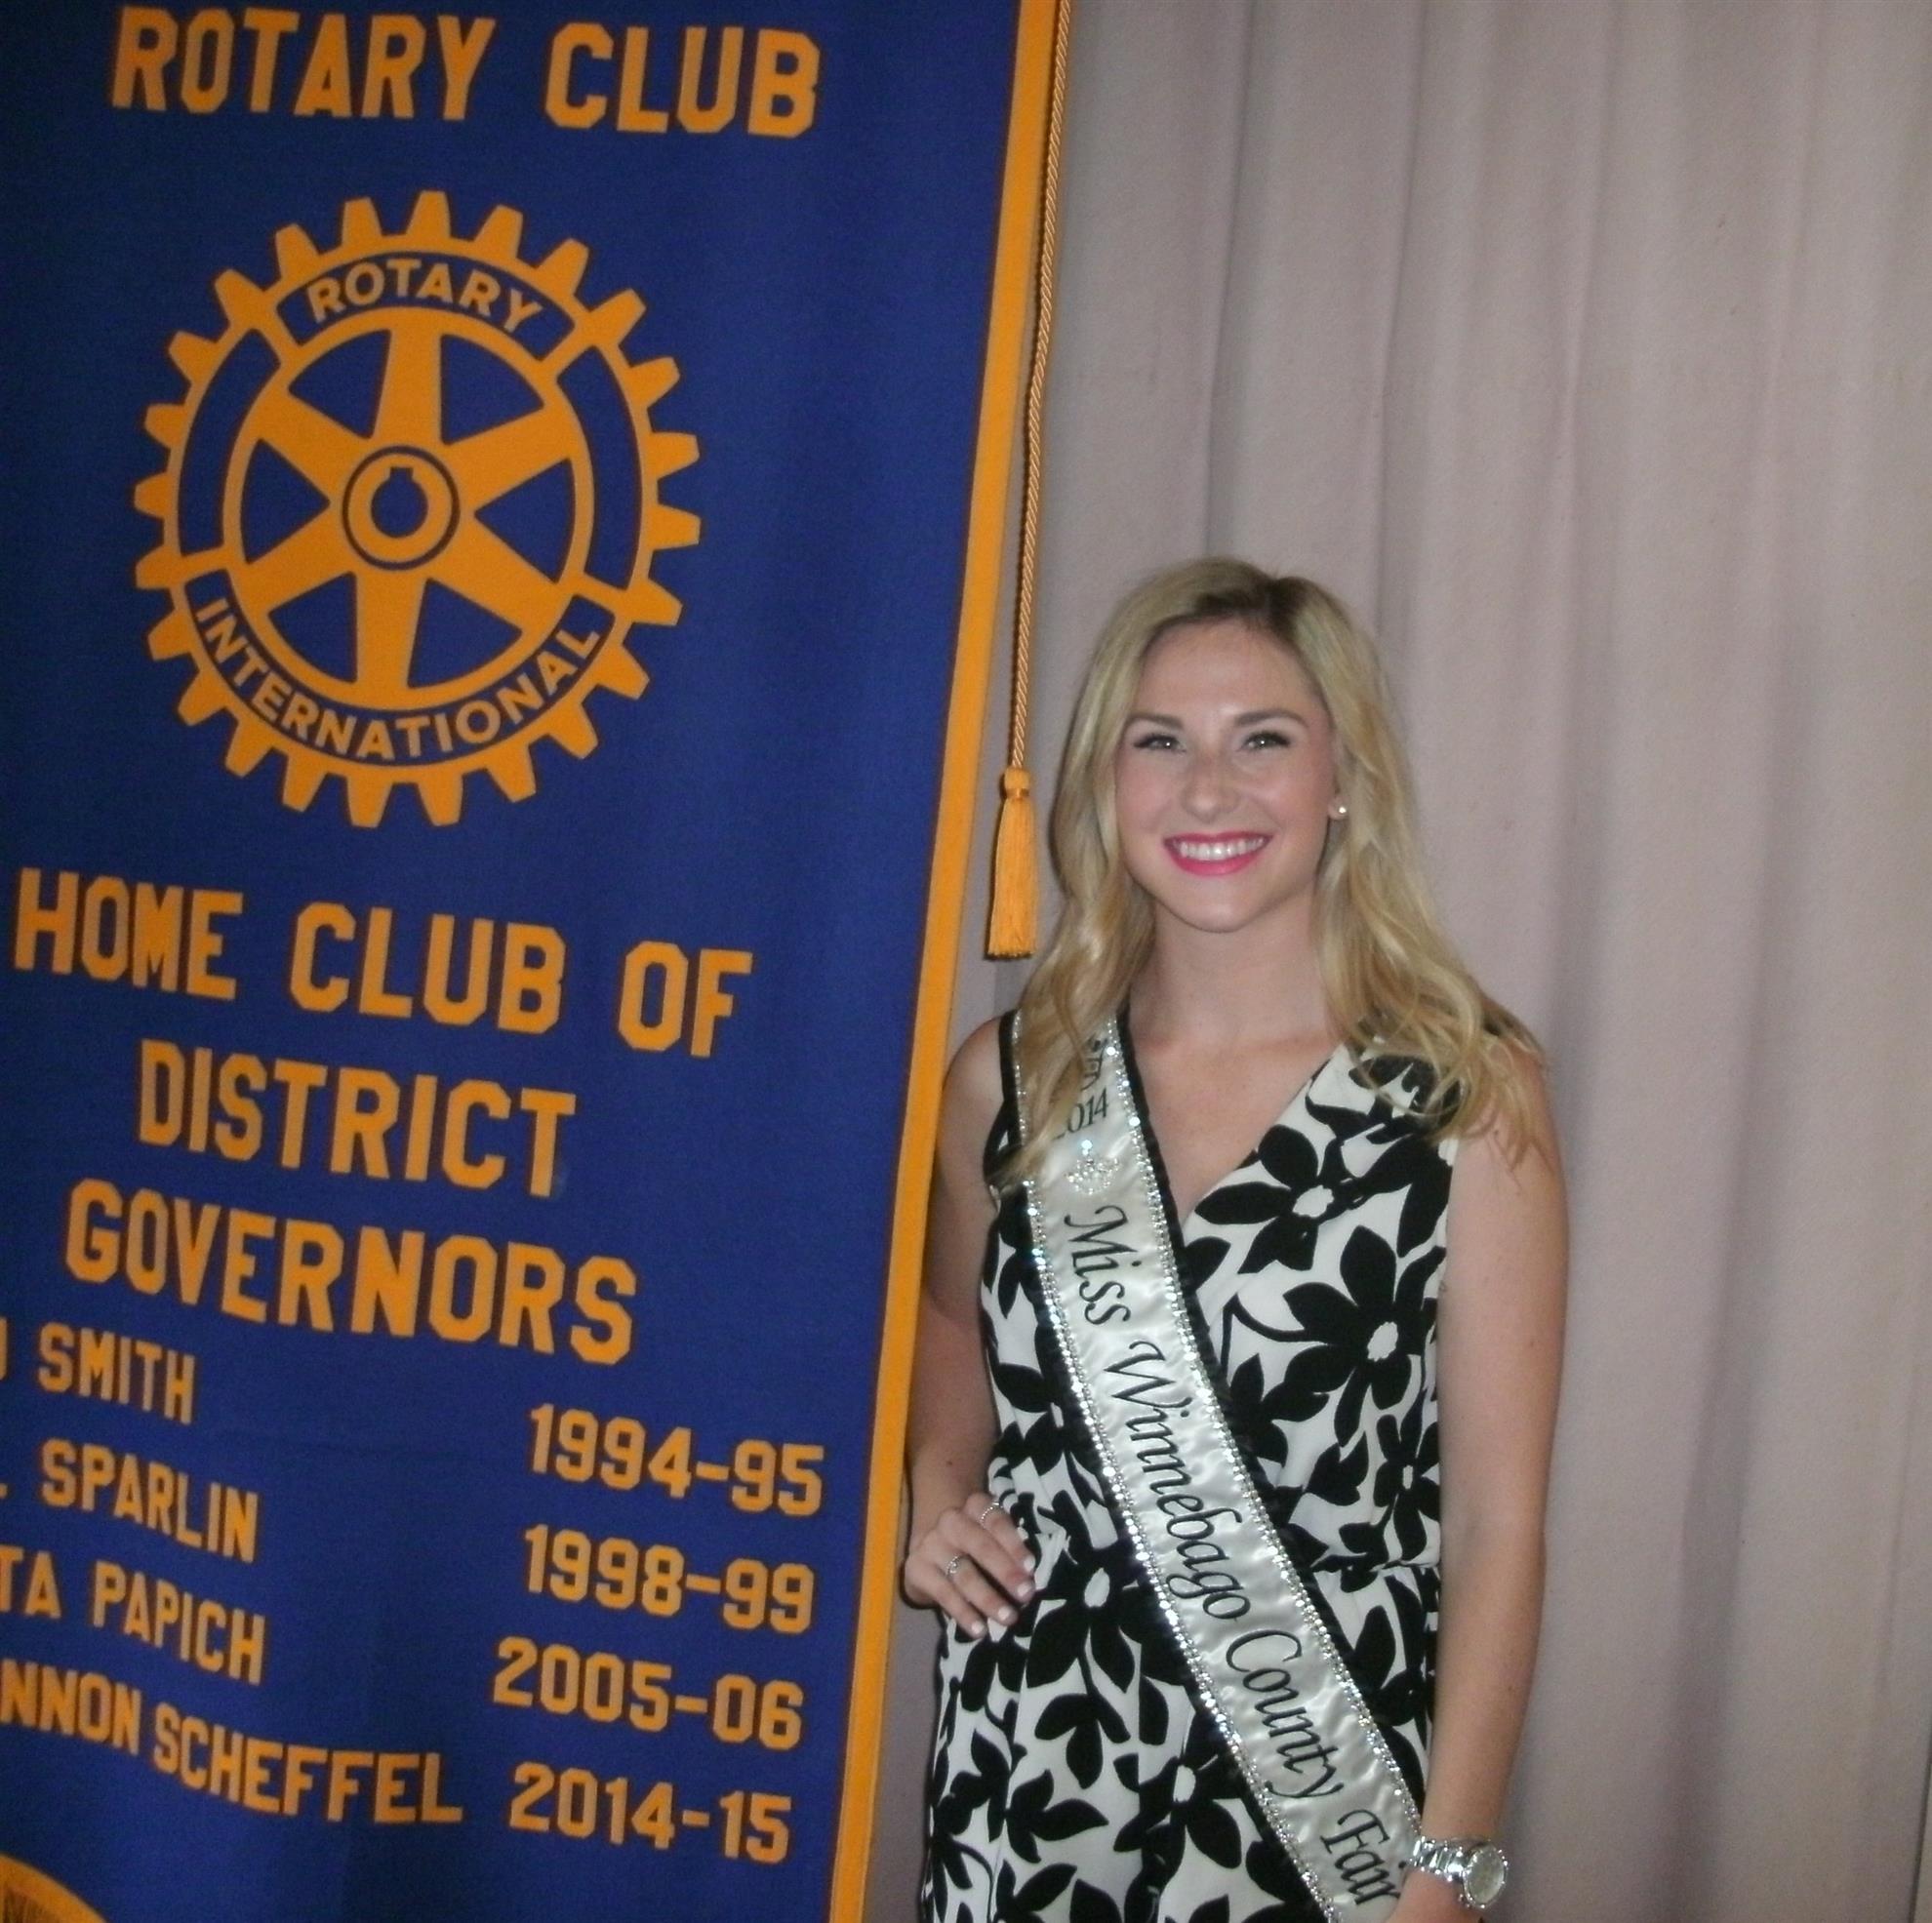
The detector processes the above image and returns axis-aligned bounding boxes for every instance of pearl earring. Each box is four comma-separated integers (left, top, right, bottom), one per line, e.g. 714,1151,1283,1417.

1331,801,1348,820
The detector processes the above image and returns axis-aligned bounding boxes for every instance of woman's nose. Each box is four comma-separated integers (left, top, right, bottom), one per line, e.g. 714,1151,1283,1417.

1180,749,1237,816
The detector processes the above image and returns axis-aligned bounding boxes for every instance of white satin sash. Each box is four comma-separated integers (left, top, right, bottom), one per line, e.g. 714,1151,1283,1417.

1018,1017,1419,1920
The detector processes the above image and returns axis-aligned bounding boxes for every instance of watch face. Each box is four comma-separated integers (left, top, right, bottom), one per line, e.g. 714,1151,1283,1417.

1465,1845,1509,1907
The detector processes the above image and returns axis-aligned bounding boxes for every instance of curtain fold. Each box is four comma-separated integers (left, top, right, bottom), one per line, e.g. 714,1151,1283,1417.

870,7,1932,1915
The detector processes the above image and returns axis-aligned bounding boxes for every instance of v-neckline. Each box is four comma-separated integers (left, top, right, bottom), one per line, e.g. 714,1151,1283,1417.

1115,1010,1351,1236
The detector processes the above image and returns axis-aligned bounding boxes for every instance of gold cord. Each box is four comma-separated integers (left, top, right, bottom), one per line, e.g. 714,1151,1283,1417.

986,0,1072,960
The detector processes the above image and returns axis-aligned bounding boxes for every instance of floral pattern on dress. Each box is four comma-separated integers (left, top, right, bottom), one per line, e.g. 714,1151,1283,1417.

922,1026,1455,1923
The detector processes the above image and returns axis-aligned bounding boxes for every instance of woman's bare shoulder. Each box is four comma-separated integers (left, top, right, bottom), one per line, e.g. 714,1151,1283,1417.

1447,1045,1566,1295
940,1015,1007,1151
1464,1040,1562,1184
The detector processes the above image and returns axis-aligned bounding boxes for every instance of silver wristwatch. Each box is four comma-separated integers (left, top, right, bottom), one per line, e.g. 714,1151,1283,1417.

1408,1836,1509,1911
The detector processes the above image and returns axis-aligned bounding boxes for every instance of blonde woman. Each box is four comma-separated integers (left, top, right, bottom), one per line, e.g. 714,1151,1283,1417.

906,562,1564,1923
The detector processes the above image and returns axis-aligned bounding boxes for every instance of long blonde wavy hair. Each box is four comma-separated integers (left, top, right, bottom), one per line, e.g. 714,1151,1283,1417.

1008,559,1537,1181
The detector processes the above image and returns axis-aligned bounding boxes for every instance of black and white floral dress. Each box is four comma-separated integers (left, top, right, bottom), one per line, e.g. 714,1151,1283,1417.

922,1019,1456,1923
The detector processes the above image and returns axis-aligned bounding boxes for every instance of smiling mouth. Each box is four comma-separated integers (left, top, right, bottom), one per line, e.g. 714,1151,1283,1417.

1164,833,1271,875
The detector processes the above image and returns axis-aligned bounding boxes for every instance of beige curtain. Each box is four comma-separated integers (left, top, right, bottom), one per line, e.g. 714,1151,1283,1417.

868,4,1932,1918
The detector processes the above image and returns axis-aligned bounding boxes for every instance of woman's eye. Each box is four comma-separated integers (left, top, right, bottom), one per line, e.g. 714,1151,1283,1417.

1243,730,1291,749
1128,732,1181,751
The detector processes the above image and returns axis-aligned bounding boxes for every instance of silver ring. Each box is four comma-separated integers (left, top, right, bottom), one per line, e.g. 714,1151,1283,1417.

944,1552,966,1583
975,1501,1004,1528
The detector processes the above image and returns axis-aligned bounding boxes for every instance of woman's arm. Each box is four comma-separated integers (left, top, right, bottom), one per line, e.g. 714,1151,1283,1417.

902,1018,1035,1637
1396,1060,1567,1920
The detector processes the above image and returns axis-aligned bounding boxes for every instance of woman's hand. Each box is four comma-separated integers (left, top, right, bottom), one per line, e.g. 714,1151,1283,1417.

902,1492,1036,1637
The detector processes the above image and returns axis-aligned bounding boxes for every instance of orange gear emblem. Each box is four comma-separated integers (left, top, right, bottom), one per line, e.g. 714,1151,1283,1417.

135,192,700,826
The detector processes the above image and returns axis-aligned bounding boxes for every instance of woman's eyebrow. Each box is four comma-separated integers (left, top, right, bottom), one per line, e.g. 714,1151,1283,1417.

1123,706,1308,727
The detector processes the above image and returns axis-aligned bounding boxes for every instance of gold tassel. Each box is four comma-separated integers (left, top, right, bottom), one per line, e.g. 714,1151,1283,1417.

986,766,1038,957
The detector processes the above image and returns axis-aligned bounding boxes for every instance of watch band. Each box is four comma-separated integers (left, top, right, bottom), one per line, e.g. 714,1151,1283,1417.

1408,1835,1509,1911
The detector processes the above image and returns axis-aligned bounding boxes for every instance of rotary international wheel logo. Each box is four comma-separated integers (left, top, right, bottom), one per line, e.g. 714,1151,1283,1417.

135,192,700,826
0,1854,109,1923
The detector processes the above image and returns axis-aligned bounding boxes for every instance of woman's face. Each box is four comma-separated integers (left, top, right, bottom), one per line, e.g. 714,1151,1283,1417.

1111,618,1342,941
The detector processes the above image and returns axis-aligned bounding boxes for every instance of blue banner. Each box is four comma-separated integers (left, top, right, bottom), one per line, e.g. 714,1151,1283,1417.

0,7,1047,1919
